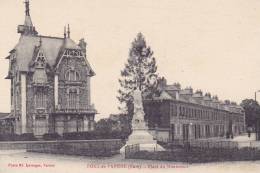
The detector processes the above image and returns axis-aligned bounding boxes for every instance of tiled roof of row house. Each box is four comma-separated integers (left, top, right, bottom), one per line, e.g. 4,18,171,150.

150,77,244,114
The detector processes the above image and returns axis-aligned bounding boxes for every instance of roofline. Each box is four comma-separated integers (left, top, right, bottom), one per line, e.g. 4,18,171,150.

144,98,244,114
37,35,64,40
9,49,15,54
163,85,238,106
5,76,11,79
0,113,11,120
21,34,65,40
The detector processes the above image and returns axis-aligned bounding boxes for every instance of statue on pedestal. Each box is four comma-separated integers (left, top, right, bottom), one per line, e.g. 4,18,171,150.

132,88,146,130
120,74,164,152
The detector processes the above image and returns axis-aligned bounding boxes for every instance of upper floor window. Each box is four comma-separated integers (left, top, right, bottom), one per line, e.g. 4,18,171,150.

35,87,47,109
67,88,79,109
65,70,80,81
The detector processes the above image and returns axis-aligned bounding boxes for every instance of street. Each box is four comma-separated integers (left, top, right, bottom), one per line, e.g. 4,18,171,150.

0,150,259,173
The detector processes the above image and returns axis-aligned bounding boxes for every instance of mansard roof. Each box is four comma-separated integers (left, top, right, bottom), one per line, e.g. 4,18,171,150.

9,35,94,75
64,38,81,50
13,35,64,71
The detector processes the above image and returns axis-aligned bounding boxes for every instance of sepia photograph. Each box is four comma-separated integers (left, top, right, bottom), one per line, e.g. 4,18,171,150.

0,0,260,173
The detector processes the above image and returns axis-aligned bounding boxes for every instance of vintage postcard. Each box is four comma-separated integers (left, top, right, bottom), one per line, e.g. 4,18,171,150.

0,0,260,173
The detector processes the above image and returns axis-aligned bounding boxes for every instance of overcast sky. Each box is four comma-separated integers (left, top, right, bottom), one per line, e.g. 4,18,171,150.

0,0,260,120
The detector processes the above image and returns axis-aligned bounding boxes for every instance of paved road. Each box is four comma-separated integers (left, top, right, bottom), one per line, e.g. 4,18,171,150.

0,150,260,173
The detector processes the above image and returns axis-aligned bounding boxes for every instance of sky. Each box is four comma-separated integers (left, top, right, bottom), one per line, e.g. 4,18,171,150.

0,0,260,120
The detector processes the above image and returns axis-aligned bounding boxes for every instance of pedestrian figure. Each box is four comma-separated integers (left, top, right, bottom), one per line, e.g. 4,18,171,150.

248,130,251,138
226,131,230,139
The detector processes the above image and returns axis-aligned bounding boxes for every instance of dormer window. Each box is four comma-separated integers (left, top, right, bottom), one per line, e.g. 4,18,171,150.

65,69,80,81
10,52,16,63
35,50,46,69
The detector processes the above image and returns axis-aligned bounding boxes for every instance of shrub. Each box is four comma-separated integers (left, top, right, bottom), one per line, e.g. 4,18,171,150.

0,134,19,141
62,130,128,140
0,133,37,141
18,133,37,141
63,131,98,140
42,133,61,141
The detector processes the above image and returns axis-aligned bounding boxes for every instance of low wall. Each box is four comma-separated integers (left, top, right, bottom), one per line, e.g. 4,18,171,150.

0,139,125,157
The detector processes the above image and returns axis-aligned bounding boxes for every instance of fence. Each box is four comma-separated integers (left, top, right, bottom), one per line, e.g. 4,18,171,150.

124,147,260,163
170,139,239,149
125,144,140,158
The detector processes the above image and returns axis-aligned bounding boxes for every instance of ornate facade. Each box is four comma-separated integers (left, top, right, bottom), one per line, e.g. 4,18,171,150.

144,77,245,142
5,1,96,136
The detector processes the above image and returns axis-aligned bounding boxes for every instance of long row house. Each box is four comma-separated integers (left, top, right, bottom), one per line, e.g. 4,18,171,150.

4,1,97,137
144,77,245,142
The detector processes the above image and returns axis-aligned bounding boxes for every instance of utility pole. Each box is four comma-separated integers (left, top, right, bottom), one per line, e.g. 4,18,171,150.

255,90,260,102
254,90,260,141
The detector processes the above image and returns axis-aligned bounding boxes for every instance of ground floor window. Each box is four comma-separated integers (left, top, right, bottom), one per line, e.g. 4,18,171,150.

54,115,92,135
34,116,48,136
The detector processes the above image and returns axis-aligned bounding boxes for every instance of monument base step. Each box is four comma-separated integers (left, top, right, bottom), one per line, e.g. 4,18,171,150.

120,143,165,153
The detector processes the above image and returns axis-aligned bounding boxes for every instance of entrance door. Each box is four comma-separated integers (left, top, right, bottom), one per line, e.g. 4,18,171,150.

34,117,47,136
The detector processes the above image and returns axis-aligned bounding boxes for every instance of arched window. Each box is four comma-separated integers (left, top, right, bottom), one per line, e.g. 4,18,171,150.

67,88,79,109
65,70,80,81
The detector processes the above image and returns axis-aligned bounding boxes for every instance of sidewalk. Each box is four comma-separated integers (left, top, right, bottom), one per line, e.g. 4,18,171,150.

193,133,260,149
226,133,260,148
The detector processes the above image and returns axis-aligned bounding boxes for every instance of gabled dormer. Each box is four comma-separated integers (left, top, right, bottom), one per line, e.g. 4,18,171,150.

29,38,50,84
54,31,95,77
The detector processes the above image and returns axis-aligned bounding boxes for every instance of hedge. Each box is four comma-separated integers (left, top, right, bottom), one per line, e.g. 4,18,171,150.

42,133,62,141
62,130,129,140
0,133,37,141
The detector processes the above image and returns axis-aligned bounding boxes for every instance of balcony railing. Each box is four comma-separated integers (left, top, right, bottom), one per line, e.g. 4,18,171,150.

54,105,97,114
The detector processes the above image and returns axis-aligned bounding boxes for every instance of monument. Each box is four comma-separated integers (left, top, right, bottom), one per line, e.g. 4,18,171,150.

120,76,165,152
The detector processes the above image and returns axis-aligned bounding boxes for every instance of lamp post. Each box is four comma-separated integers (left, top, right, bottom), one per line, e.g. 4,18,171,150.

255,90,260,102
